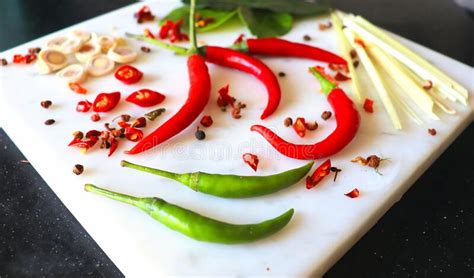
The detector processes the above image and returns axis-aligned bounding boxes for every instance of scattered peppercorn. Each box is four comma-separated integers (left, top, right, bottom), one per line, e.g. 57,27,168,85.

305,121,319,131
141,46,151,53
283,117,293,127
278,72,286,77
72,131,84,140
303,35,311,41
144,108,165,121
120,114,131,122
40,100,52,109
1,58,7,66
195,127,206,140
73,164,84,175
318,22,332,30
44,119,55,125
321,111,332,120
91,114,101,122
28,47,41,54
428,128,437,136
350,49,357,59
330,166,342,181
353,61,359,68
132,117,147,128
200,115,213,127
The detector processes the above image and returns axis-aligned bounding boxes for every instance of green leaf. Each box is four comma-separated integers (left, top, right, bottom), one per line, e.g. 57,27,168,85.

161,6,238,32
182,0,330,15
238,7,293,38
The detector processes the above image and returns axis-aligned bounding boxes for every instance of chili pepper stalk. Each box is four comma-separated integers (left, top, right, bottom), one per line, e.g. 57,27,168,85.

84,183,294,244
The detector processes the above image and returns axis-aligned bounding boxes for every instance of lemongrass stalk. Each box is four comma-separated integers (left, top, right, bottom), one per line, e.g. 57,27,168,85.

331,11,363,103
390,87,423,125
368,45,438,120
343,28,402,129
342,15,467,105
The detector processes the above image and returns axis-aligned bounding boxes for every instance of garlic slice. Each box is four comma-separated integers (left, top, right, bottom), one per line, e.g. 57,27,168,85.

85,55,115,76
57,64,87,83
46,36,69,51
70,29,91,43
60,37,83,54
75,42,101,63
107,45,137,63
36,49,68,74
95,35,116,53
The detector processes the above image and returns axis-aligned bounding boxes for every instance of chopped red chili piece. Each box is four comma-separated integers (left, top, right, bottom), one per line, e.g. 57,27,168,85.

24,54,37,64
306,159,331,189
200,115,213,127
428,128,437,136
159,20,174,39
311,66,339,87
125,127,144,142
131,117,147,128
354,38,366,48
86,130,101,138
143,28,155,39
233,34,245,45
334,72,351,82
108,138,119,157
344,188,360,198
69,136,98,152
69,82,88,94
216,84,235,108
363,98,374,113
318,22,332,30
93,92,121,112
76,100,92,112
169,19,189,43
242,153,259,172
91,113,101,122
115,65,143,85
134,5,155,24
293,117,306,138
126,89,165,107
423,80,433,90
117,121,130,129
13,54,25,64
328,63,348,73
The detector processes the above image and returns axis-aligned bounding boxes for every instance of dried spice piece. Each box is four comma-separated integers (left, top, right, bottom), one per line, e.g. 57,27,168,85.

13,54,25,64
28,47,41,54
44,119,55,125
334,72,351,82
131,117,147,128
134,5,155,24
318,22,332,30
69,82,88,94
354,38,366,48
352,155,384,174
293,117,306,137
321,111,332,120
143,28,155,39
73,164,84,175
278,72,286,77
195,127,206,140
351,156,368,166
353,61,359,68
344,188,360,198
91,113,101,122
363,98,374,113
72,131,84,140
104,123,115,131
232,106,242,119
428,128,437,136
303,35,311,41
243,153,259,172
423,80,433,90
196,16,215,28
76,100,92,112
40,100,52,109
120,114,131,122
125,127,144,142
144,108,165,121
24,54,37,64
216,84,235,108
108,138,119,157
328,63,348,73
330,166,341,181
305,121,318,131
140,46,151,53
306,159,331,189
86,130,101,138
233,33,245,45
1,58,7,66
200,115,213,127
283,117,293,127
349,49,357,59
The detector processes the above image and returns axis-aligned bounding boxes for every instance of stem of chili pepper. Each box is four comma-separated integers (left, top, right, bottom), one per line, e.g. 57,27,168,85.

125,33,189,55
120,160,314,198
309,67,336,95
187,0,199,54
85,183,294,244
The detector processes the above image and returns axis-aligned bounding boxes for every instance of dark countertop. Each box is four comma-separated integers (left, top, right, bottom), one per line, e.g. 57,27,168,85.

0,0,472,277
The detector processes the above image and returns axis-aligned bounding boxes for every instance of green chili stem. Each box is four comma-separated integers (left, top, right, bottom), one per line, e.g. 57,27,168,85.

85,184,141,206
188,0,199,54
121,160,186,183
125,33,190,55
309,67,336,95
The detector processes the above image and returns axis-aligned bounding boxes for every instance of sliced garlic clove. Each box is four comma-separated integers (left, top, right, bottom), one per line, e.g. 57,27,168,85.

108,45,137,64
57,64,87,83
60,37,83,54
46,36,69,51
75,42,101,63
85,55,115,76
36,49,68,74
95,35,116,53
70,29,91,43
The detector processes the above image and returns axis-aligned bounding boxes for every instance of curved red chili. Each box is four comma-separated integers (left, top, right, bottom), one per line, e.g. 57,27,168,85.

203,46,281,120
126,54,211,155
243,38,347,66
251,68,359,160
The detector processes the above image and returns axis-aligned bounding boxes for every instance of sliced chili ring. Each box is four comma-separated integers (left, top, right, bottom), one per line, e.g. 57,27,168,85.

76,100,92,112
306,159,331,189
114,65,143,85
345,188,360,198
243,153,259,172
126,89,165,107
93,92,121,113
293,117,306,138
125,127,144,142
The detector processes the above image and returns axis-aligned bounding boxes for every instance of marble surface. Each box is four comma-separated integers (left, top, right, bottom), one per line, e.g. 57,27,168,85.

0,0,474,276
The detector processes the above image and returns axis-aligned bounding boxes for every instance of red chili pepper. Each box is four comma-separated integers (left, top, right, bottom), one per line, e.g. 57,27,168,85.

159,20,173,39
114,65,143,85
108,138,119,157
69,82,88,94
306,159,331,189
363,98,374,113
242,153,259,172
126,89,165,107
126,55,211,154
200,115,213,127
169,19,188,43
92,92,121,113
203,46,281,120
250,67,360,160
334,72,351,82
125,127,144,142
293,117,306,138
243,38,347,65
76,100,92,112
13,54,25,64
345,188,360,198
144,28,155,39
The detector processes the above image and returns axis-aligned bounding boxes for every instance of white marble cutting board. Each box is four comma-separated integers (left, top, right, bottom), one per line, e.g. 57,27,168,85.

0,1,472,276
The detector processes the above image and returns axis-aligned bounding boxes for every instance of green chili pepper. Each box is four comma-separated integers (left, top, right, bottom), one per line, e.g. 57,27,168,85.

84,184,294,244
120,160,314,198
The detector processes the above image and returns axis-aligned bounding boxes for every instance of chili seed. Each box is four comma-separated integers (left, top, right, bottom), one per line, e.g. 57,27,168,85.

278,72,286,77
120,114,131,122
44,119,55,125
353,61,359,68
91,113,101,122
1,58,7,66
321,111,332,120
195,127,206,140
305,121,319,130
283,117,293,127
40,100,52,109
140,46,151,53
73,164,84,175
428,128,437,136
303,35,311,41
72,131,84,140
